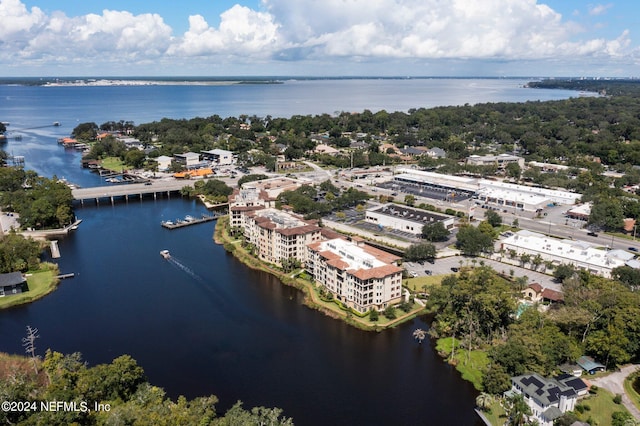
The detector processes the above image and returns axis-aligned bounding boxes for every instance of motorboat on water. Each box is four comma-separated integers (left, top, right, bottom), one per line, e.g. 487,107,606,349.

160,250,171,259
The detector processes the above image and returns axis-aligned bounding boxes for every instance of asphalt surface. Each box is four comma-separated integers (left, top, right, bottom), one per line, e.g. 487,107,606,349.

590,365,640,420
403,254,561,290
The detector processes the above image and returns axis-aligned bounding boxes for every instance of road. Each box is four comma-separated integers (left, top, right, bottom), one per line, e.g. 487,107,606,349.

590,365,640,420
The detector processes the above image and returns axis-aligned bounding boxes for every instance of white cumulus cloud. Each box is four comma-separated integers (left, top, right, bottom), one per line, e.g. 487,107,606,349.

259,0,631,61
167,5,281,57
0,0,636,75
588,3,613,16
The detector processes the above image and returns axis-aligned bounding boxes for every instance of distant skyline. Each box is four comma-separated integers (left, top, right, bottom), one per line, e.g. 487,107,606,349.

1,0,638,77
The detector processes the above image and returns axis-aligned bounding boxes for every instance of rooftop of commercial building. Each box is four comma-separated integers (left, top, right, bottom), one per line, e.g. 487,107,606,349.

502,230,632,269
368,203,452,223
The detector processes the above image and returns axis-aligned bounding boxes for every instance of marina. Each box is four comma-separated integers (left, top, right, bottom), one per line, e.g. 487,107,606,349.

161,213,222,229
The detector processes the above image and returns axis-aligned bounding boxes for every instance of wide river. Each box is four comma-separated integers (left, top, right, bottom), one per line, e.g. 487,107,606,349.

0,78,579,425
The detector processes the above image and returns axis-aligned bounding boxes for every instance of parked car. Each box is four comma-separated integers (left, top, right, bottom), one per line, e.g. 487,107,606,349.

450,267,459,272
409,271,418,277
424,270,432,276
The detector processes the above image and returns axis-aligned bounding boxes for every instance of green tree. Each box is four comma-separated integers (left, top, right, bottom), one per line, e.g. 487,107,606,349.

475,392,494,411
553,264,576,282
72,122,99,140
503,393,531,426
505,162,522,180
404,194,416,206
124,149,147,168
455,226,494,256
483,364,511,394
403,242,436,262
484,209,502,227
421,222,450,242
589,197,624,230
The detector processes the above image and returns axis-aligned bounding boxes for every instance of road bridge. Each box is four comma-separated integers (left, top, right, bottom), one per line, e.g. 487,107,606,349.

72,179,194,205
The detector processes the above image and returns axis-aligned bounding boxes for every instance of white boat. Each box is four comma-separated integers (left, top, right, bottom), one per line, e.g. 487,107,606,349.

161,220,174,226
160,250,170,259
184,215,195,222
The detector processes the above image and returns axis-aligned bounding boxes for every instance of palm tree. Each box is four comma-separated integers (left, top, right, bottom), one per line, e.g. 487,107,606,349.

504,394,531,426
412,328,427,344
475,392,493,412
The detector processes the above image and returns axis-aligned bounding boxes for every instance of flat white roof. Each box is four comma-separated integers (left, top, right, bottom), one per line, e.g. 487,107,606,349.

479,179,581,202
503,230,627,270
568,203,592,216
318,238,386,270
476,187,550,205
203,149,233,155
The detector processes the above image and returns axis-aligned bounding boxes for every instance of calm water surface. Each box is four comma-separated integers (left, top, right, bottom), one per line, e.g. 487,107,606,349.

0,79,576,425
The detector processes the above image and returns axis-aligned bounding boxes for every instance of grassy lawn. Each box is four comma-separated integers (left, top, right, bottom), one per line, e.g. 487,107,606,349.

480,386,631,426
0,263,59,309
435,337,488,391
100,156,125,172
624,372,640,412
572,387,632,424
481,400,507,426
404,275,443,292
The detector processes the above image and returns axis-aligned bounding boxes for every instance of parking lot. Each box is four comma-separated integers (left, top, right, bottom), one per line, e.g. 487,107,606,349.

377,180,474,203
403,255,561,291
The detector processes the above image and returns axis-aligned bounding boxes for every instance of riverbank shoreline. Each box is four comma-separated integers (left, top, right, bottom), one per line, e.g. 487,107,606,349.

213,216,426,331
0,263,60,310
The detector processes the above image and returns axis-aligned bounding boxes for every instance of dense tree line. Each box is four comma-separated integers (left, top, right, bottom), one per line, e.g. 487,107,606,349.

0,233,41,272
427,266,640,395
1,350,293,426
276,181,370,219
0,167,74,229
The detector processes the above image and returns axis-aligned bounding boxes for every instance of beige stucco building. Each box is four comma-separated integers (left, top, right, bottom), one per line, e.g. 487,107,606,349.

242,208,322,267
306,238,403,313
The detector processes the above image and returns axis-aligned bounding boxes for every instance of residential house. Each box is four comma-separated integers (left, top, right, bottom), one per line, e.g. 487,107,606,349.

426,147,446,159
509,373,582,426
521,283,564,304
0,272,28,297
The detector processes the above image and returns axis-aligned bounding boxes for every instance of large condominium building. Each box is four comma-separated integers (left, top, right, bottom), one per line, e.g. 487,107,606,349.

228,177,303,227
500,230,637,278
306,238,404,313
243,208,322,267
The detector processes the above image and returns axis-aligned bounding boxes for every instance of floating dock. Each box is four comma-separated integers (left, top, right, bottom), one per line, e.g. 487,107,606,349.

161,214,222,229
50,240,61,258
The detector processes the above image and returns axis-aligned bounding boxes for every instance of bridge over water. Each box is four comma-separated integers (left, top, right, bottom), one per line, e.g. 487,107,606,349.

72,179,194,205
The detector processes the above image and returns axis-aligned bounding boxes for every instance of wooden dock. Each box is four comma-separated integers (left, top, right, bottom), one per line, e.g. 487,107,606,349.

50,240,61,258
161,214,223,229
56,273,75,279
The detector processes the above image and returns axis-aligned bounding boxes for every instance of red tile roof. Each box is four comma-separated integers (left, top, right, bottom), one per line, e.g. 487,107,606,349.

349,264,403,280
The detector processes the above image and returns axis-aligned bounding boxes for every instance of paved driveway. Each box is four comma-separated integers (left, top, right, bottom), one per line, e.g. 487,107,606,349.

591,365,640,420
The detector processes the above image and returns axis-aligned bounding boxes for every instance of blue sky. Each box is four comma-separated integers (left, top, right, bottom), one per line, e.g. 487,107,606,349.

2,0,639,77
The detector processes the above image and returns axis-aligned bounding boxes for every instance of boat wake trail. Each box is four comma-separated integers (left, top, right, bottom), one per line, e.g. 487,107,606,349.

167,256,204,282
